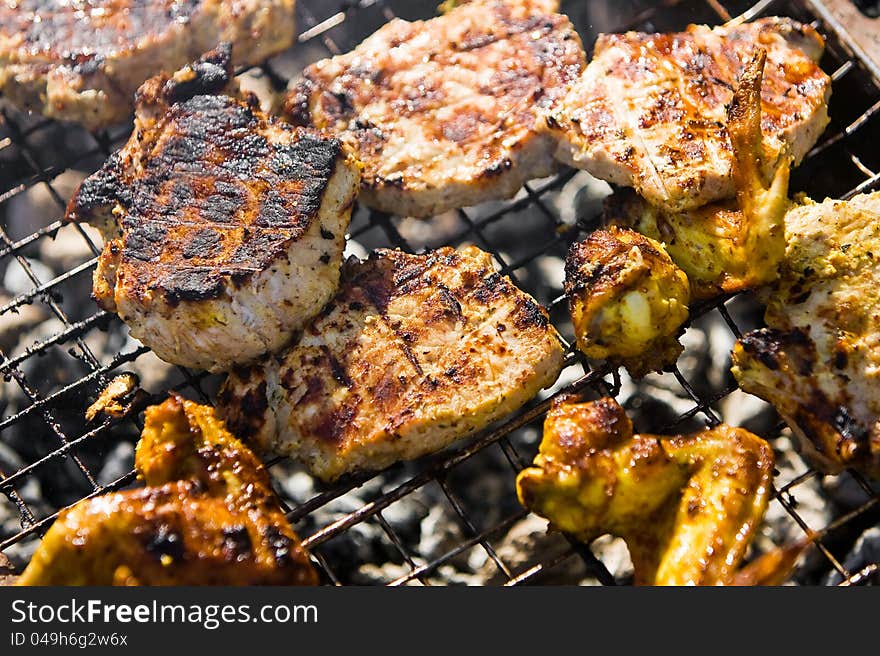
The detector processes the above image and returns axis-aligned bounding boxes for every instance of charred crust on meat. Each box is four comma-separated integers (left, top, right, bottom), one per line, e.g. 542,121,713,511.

284,79,316,127
67,153,125,224
72,88,347,304
512,295,550,330
565,229,662,296
738,328,814,375
313,400,360,445
281,2,584,215
160,268,227,304
163,43,234,106
262,526,293,567
218,378,268,442
831,406,869,445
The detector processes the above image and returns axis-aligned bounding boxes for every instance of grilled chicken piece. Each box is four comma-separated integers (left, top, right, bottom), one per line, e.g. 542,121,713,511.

219,246,565,481
0,1,296,131
543,17,830,213
517,396,776,585
606,49,791,300
66,45,360,373
732,192,880,478
17,395,317,586
565,227,690,377
282,0,585,218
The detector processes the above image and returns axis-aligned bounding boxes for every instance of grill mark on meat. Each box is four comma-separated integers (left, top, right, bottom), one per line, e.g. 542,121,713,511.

547,18,830,212
312,397,361,445
221,525,253,559
322,345,353,389
737,328,814,375
72,90,345,303
5,1,201,58
283,0,584,217
164,43,233,105
219,245,563,479
216,377,267,442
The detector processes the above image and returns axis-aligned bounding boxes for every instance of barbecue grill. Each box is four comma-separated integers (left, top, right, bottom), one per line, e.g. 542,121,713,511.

1,0,879,586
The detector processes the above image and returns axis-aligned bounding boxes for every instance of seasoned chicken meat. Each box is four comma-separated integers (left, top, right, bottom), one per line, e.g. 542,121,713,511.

517,396,776,585
0,0,296,131
282,0,585,218
565,227,690,377
543,17,830,212
66,45,360,373
606,49,791,300
219,246,565,481
17,395,317,586
732,192,880,478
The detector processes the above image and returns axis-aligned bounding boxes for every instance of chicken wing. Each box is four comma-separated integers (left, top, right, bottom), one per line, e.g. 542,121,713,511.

516,396,775,585
605,50,791,300
732,192,880,478
17,395,317,586
564,227,690,377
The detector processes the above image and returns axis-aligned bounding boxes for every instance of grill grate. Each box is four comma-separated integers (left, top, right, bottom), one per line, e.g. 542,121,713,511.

2,0,880,586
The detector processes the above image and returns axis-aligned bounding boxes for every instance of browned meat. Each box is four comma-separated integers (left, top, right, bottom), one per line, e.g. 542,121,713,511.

604,49,792,300
543,17,830,212
17,395,317,586
732,192,880,478
66,45,360,373
517,396,777,585
219,246,565,481
565,227,690,377
282,0,585,218
0,0,296,130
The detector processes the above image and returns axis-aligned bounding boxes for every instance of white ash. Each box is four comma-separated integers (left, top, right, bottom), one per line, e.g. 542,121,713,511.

38,223,103,275
3,258,54,297
548,170,611,227
476,514,586,585
821,471,880,510
418,505,468,564
122,350,176,395
755,435,832,580
96,442,134,487
342,239,369,262
535,255,565,293
0,295,46,353
824,527,880,585
2,170,85,242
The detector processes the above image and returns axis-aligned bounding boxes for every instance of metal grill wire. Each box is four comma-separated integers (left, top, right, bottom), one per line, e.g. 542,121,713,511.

0,0,879,586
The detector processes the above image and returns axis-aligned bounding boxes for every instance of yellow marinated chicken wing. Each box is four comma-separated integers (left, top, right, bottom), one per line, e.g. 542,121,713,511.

17,395,317,586
517,396,777,585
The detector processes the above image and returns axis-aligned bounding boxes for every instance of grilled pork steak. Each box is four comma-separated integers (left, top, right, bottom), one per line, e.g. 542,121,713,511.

543,17,831,212
0,0,296,130
66,45,360,373
283,0,585,218
219,246,565,481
